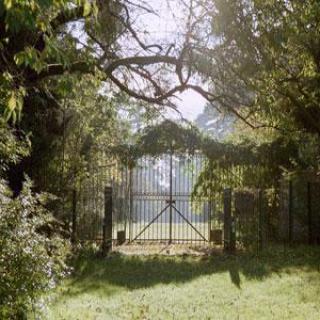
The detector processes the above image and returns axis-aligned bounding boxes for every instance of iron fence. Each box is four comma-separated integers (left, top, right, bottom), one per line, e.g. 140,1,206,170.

280,176,320,245
67,142,320,252
75,152,224,244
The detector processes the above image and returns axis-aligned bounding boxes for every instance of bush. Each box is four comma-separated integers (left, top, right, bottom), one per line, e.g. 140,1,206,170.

0,178,70,319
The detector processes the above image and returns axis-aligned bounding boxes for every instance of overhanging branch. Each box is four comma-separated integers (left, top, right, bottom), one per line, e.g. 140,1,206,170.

104,55,180,74
29,61,94,82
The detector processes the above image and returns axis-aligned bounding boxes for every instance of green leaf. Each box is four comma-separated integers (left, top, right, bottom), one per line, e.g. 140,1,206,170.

83,1,91,17
14,52,27,66
4,0,12,9
4,90,24,123
7,92,16,111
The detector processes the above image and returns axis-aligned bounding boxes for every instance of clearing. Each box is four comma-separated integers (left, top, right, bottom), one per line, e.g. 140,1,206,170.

48,246,320,320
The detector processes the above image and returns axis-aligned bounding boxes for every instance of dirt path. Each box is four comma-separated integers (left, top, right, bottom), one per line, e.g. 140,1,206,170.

113,243,223,256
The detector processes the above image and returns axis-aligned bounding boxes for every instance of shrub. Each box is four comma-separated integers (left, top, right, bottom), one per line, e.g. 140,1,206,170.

0,178,70,319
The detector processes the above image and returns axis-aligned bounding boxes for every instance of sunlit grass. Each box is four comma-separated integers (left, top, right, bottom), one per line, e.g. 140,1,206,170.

47,246,320,320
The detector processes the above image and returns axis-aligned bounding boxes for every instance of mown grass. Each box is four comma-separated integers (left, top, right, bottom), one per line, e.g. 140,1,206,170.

47,246,320,319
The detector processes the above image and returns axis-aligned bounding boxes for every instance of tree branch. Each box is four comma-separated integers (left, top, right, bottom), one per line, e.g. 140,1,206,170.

104,55,180,74
28,61,94,83
108,73,185,106
109,3,163,53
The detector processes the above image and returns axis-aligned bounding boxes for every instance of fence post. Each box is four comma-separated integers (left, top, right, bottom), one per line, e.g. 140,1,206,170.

258,189,263,252
129,168,133,242
169,150,173,244
288,180,293,244
224,188,235,253
208,198,212,242
71,189,77,244
307,182,313,245
102,186,113,254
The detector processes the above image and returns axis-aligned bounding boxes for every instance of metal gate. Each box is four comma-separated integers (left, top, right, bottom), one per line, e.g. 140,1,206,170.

112,152,214,243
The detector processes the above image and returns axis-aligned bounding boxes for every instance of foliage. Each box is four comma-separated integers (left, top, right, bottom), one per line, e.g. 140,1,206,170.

1,0,204,197
196,0,320,134
194,103,234,140
111,120,200,167
138,120,201,154
188,0,320,188
2,0,319,194
0,0,200,123
0,119,29,172
0,179,70,319
0,0,68,121
40,75,134,225
112,119,312,189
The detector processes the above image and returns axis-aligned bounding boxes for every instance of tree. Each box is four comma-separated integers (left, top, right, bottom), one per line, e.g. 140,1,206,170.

1,0,218,193
193,0,320,135
194,103,234,140
0,0,212,118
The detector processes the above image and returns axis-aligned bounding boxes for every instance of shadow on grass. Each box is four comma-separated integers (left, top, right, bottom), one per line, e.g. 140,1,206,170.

61,246,320,298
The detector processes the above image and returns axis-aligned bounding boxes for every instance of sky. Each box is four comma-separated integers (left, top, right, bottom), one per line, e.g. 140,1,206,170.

167,90,206,121
138,0,207,121
74,1,208,122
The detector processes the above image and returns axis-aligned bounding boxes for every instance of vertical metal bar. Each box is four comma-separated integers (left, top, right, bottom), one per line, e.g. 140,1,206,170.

157,156,162,240
156,158,159,241
178,154,180,242
150,157,153,240
202,156,206,241
174,154,177,242
143,156,146,241
208,198,212,243
169,150,173,244
146,156,149,240
122,167,126,237
139,157,142,241
192,155,194,242
71,188,77,244
258,189,263,252
147,156,150,240
188,154,192,242
113,166,117,241
149,161,152,241
195,155,198,242
307,181,312,245
288,180,293,244
190,154,193,243
132,166,136,241
129,168,133,242
136,160,140,240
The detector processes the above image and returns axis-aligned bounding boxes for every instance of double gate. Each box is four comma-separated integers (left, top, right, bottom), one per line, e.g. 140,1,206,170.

112,153,219,243
75,153,270,250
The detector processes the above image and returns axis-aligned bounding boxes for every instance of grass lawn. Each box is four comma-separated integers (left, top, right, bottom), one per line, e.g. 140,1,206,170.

47,246,320,320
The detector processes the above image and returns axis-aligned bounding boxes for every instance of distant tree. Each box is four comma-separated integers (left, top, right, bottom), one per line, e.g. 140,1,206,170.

194,104,234,140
